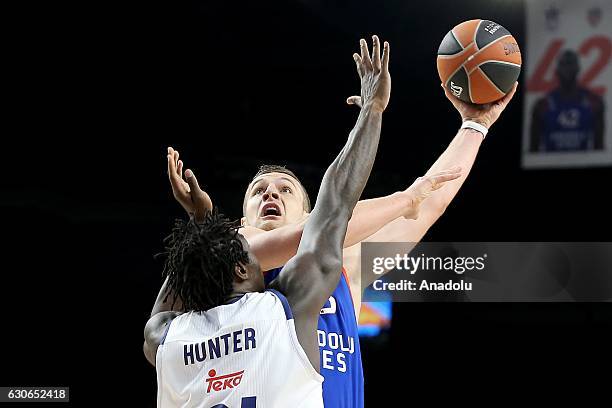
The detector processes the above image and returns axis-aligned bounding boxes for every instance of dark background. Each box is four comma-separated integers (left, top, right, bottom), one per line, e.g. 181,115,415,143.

2,0,611,405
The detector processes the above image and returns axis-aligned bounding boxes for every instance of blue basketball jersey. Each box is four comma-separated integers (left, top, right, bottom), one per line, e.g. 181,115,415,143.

541,89,596,151
265,267,364,408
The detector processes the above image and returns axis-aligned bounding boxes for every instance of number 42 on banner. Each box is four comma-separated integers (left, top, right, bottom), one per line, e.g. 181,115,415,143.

527,36,611,95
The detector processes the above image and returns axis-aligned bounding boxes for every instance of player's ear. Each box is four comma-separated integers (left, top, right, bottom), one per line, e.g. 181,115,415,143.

235,265,248,280
240,216,247,227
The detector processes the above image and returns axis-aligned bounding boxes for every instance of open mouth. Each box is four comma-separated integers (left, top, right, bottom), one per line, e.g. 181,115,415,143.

260,203,282,218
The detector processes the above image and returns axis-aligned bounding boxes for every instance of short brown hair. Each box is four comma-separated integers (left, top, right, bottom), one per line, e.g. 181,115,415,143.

243,164,311,214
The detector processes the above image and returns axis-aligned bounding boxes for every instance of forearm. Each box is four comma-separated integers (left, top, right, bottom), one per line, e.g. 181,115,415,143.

299,103,382,267
421,128,483,211
365,128,483,244
321,104,383,215
150,277,183,317
326,119,473,245
345,191,408,246
279,103,384,315
243,222,306,271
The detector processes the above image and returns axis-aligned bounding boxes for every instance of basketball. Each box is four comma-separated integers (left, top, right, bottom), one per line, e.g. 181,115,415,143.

437,19,521,104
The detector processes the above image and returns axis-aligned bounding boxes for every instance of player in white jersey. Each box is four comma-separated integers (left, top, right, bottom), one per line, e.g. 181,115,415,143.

144,35,394,407
153,230,323,408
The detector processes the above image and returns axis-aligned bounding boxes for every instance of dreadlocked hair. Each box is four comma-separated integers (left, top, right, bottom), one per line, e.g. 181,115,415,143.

160,209,250,312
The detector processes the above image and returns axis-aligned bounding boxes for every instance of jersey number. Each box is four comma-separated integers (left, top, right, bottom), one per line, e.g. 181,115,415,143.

320,296,337,315
211,396,256,408
527,36,611,96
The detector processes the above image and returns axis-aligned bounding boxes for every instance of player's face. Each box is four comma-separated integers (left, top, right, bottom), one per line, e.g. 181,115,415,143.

244,172,308,231
556,53,579,84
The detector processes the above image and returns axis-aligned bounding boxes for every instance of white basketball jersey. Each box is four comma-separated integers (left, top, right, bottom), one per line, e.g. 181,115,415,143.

156,290,324,408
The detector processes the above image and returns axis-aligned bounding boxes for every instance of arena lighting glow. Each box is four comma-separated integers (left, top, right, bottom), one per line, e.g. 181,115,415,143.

358,288,392,338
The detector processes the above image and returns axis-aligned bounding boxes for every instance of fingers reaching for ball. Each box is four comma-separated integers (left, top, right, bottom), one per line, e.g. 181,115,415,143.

350,35,391,113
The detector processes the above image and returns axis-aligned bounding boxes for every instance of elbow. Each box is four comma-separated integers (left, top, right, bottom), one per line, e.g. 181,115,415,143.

321,258,343,277
296,249,343,278
143,340,154,367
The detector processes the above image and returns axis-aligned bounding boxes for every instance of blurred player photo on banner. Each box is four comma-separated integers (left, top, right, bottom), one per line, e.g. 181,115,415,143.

522,1,612,168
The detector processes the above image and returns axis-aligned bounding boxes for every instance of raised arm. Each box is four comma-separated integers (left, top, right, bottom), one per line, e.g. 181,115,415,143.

270,36,390,370
353,82,518,288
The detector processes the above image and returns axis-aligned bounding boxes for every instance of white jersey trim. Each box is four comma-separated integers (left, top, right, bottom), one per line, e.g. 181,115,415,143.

266,290,324,384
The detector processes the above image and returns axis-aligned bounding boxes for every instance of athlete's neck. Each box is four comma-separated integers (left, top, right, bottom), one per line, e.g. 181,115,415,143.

558,81,579,97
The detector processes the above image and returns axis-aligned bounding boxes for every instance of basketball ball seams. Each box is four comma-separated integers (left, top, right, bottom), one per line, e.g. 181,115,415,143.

451,28,468,49
437,30,465,56
463,35,520,73
466,67,474,103
478,62,521,93
446,65,472,103
472,19,484,50
437,19,521,104
439,42,478,87
450,30,462,50
437,43,476,59
451,19,481,49
473,34,512,57
477,66,504,96
439,35,515,79
470,68,505,104
467,59,521,75
444,63,465,89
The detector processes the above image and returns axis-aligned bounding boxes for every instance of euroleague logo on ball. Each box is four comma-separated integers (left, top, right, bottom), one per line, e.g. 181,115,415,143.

484,22,501,35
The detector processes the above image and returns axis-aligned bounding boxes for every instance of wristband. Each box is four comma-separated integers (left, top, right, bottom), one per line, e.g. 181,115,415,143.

461,120,488,138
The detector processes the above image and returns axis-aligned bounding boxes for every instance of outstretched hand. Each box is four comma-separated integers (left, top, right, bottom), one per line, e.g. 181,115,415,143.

442,82,518,129
401,167,463,220
167,147,212,222
346,35,391,113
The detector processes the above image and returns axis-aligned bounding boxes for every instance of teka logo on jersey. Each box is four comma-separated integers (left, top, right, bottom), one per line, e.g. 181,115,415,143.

450,82,463,97
206,369,245,393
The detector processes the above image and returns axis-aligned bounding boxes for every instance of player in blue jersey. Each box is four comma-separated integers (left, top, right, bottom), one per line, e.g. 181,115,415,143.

530,50,604,152
145,35,395,407
152,41,517,407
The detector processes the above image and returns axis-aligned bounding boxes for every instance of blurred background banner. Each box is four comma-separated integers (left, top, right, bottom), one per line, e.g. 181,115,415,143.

522,0,612,168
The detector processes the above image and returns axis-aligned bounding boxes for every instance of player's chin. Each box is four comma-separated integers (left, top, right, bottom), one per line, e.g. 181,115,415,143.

256,216,286,231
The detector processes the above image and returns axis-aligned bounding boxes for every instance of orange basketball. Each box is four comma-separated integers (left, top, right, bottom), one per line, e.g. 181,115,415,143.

437,19,521,104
